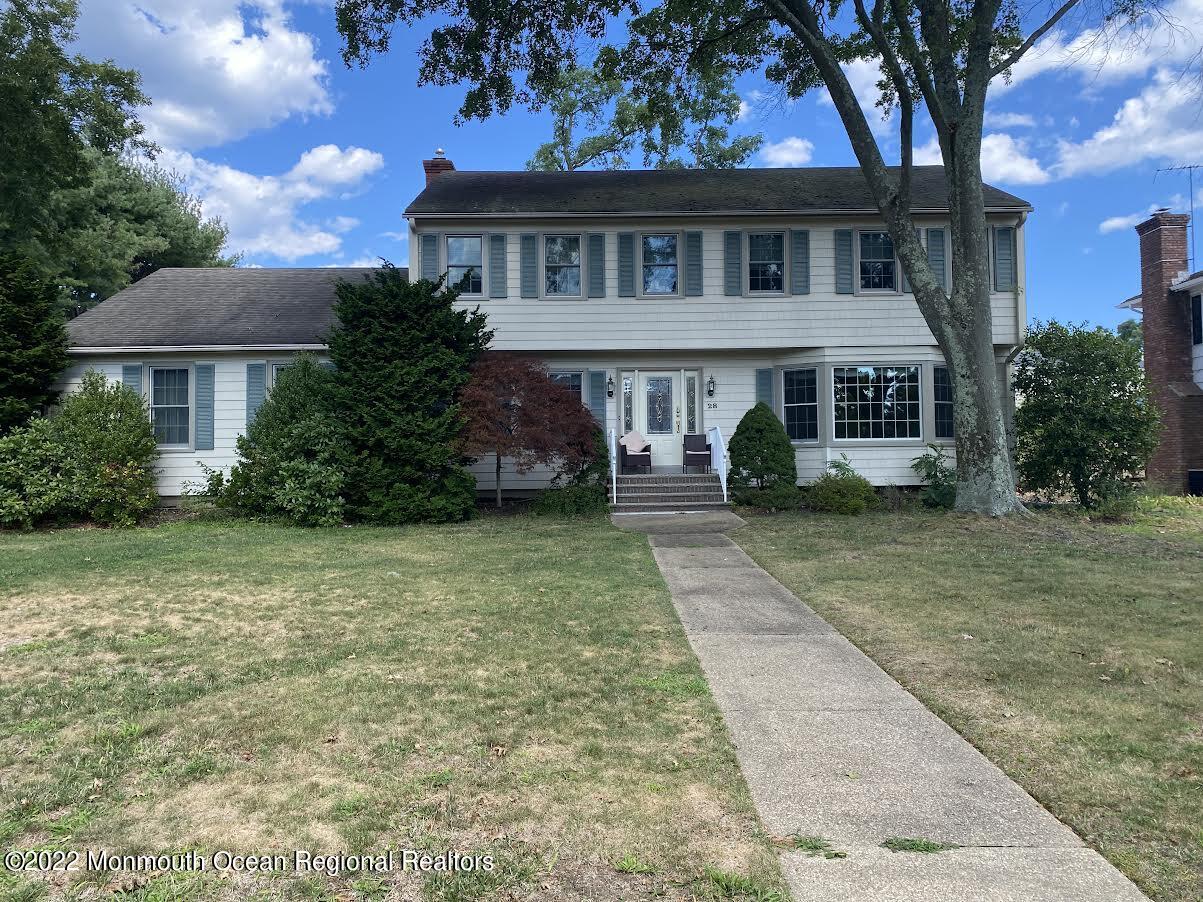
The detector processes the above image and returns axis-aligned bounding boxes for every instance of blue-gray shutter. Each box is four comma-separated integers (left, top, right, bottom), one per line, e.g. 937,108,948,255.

993,226,1016,291
519,234,537,298
121,364,143,397
685,230,703,296
587,233,605,297
790,229,810,294
723,230,742,296
755,368,773,409
617,232,635,296
834,229,853,294
488,233,507,298
420,233,439,281
901,229,919,293
246,363,266,425
587,370,606,424
926,228,947,290
194,363,215,451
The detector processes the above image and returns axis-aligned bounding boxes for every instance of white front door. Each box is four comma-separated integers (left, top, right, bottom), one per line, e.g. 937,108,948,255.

639,371,682,467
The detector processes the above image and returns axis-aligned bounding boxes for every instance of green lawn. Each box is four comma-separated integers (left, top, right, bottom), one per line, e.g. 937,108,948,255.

0,517,786,901
732,497,1203,902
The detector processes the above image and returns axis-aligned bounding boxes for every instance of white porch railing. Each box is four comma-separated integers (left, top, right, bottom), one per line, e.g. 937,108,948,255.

707,425,728,503
607,428,618,504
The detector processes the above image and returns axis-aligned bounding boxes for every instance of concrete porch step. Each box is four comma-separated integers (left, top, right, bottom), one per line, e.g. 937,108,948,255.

611,500,732,513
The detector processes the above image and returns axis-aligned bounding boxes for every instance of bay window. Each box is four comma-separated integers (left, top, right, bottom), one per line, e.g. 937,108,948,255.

833,365,921,439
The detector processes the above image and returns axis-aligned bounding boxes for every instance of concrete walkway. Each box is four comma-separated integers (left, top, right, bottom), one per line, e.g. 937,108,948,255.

640,524,1149,902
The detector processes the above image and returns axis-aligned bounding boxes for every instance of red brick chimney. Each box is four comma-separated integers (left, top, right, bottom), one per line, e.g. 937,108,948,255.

422,148,455,185
1136,209,1203,492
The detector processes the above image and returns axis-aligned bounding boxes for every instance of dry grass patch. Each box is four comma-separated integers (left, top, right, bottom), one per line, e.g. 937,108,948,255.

0,516,785,901
734,501,1203,902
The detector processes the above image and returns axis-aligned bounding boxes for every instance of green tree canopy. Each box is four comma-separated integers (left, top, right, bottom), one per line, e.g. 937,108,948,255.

526,66,762,171
0,0,146,258
1117,318,1143,354
1,1,236,311
53,152,237,312
337,0,1148,516
0,255,69,434
1013,321,1160,508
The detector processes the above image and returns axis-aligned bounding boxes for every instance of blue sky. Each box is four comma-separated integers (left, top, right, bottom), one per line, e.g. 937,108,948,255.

74,0,1203,329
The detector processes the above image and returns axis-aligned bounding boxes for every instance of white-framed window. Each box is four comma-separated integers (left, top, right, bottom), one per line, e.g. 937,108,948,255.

150,366,191,447
271,362,290,386
858,231,897,292
446,235,483,294
544,235,583,297
933,366,955,439
782,368,818,442
641,234,679,295
832,365,921,440
748,232,786,293
548,370,584,401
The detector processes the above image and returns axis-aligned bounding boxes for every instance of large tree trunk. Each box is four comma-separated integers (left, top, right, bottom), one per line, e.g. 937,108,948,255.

922,124,1023,516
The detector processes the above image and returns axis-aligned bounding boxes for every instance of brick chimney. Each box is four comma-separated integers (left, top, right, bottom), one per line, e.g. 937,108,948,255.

422,148,455,185
1136,209,1203,492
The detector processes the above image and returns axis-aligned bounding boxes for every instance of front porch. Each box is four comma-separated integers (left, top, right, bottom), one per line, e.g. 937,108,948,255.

610,471,730,514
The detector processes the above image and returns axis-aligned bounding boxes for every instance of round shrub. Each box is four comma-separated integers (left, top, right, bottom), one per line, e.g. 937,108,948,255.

0,372,157,529
729,402,799,509
200,355,345,527
804,457,879,515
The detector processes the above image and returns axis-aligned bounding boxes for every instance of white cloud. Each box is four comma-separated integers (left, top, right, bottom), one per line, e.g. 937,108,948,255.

914,136,942,165
737,99,751,122
980,133,1050,185
819,59,894,138
1098,197,1185,233
1055,69,1203,177
984,111,1036,128
760,137,815,167
160,144,385,261
913,133,1049,184
994,0,1203,93
75,0,332,150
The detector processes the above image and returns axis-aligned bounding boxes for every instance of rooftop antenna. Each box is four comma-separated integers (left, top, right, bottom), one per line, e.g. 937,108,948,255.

1156,163,1202,271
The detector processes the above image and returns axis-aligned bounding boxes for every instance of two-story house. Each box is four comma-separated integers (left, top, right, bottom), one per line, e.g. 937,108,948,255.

61,155,1030,502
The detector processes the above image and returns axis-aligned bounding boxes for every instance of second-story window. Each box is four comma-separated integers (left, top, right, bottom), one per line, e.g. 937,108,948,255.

545,235,582,296
642,234,678,295
446,235,483,294
859,231,896,292
748,232,785,292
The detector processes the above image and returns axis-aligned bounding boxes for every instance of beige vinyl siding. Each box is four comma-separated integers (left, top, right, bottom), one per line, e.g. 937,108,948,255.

413,217,1024,351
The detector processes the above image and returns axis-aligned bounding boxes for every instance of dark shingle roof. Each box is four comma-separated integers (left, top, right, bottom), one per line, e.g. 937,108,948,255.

404,166,1031,216
67,267,392,349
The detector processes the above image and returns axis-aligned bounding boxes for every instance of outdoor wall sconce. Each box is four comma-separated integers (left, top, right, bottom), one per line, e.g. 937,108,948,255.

606,375,615,398
706,376,716,397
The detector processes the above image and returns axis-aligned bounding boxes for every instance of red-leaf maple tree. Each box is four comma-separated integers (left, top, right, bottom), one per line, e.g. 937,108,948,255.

460,353,599,508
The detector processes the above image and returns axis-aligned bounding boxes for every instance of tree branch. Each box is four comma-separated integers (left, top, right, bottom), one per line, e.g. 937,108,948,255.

990,0,1081,77
852,0,914,212
887,0,946,131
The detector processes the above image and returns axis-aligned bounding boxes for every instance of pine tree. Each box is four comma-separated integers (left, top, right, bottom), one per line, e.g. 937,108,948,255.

327,265,492,523
0,254,69,434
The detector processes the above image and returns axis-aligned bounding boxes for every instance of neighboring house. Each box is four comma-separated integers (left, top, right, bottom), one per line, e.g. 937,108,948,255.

1121,210,1203,494
62,155,1031,501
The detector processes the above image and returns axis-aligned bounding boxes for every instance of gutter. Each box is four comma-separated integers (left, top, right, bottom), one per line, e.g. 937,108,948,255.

403,206,1034,219
68,344,327,354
